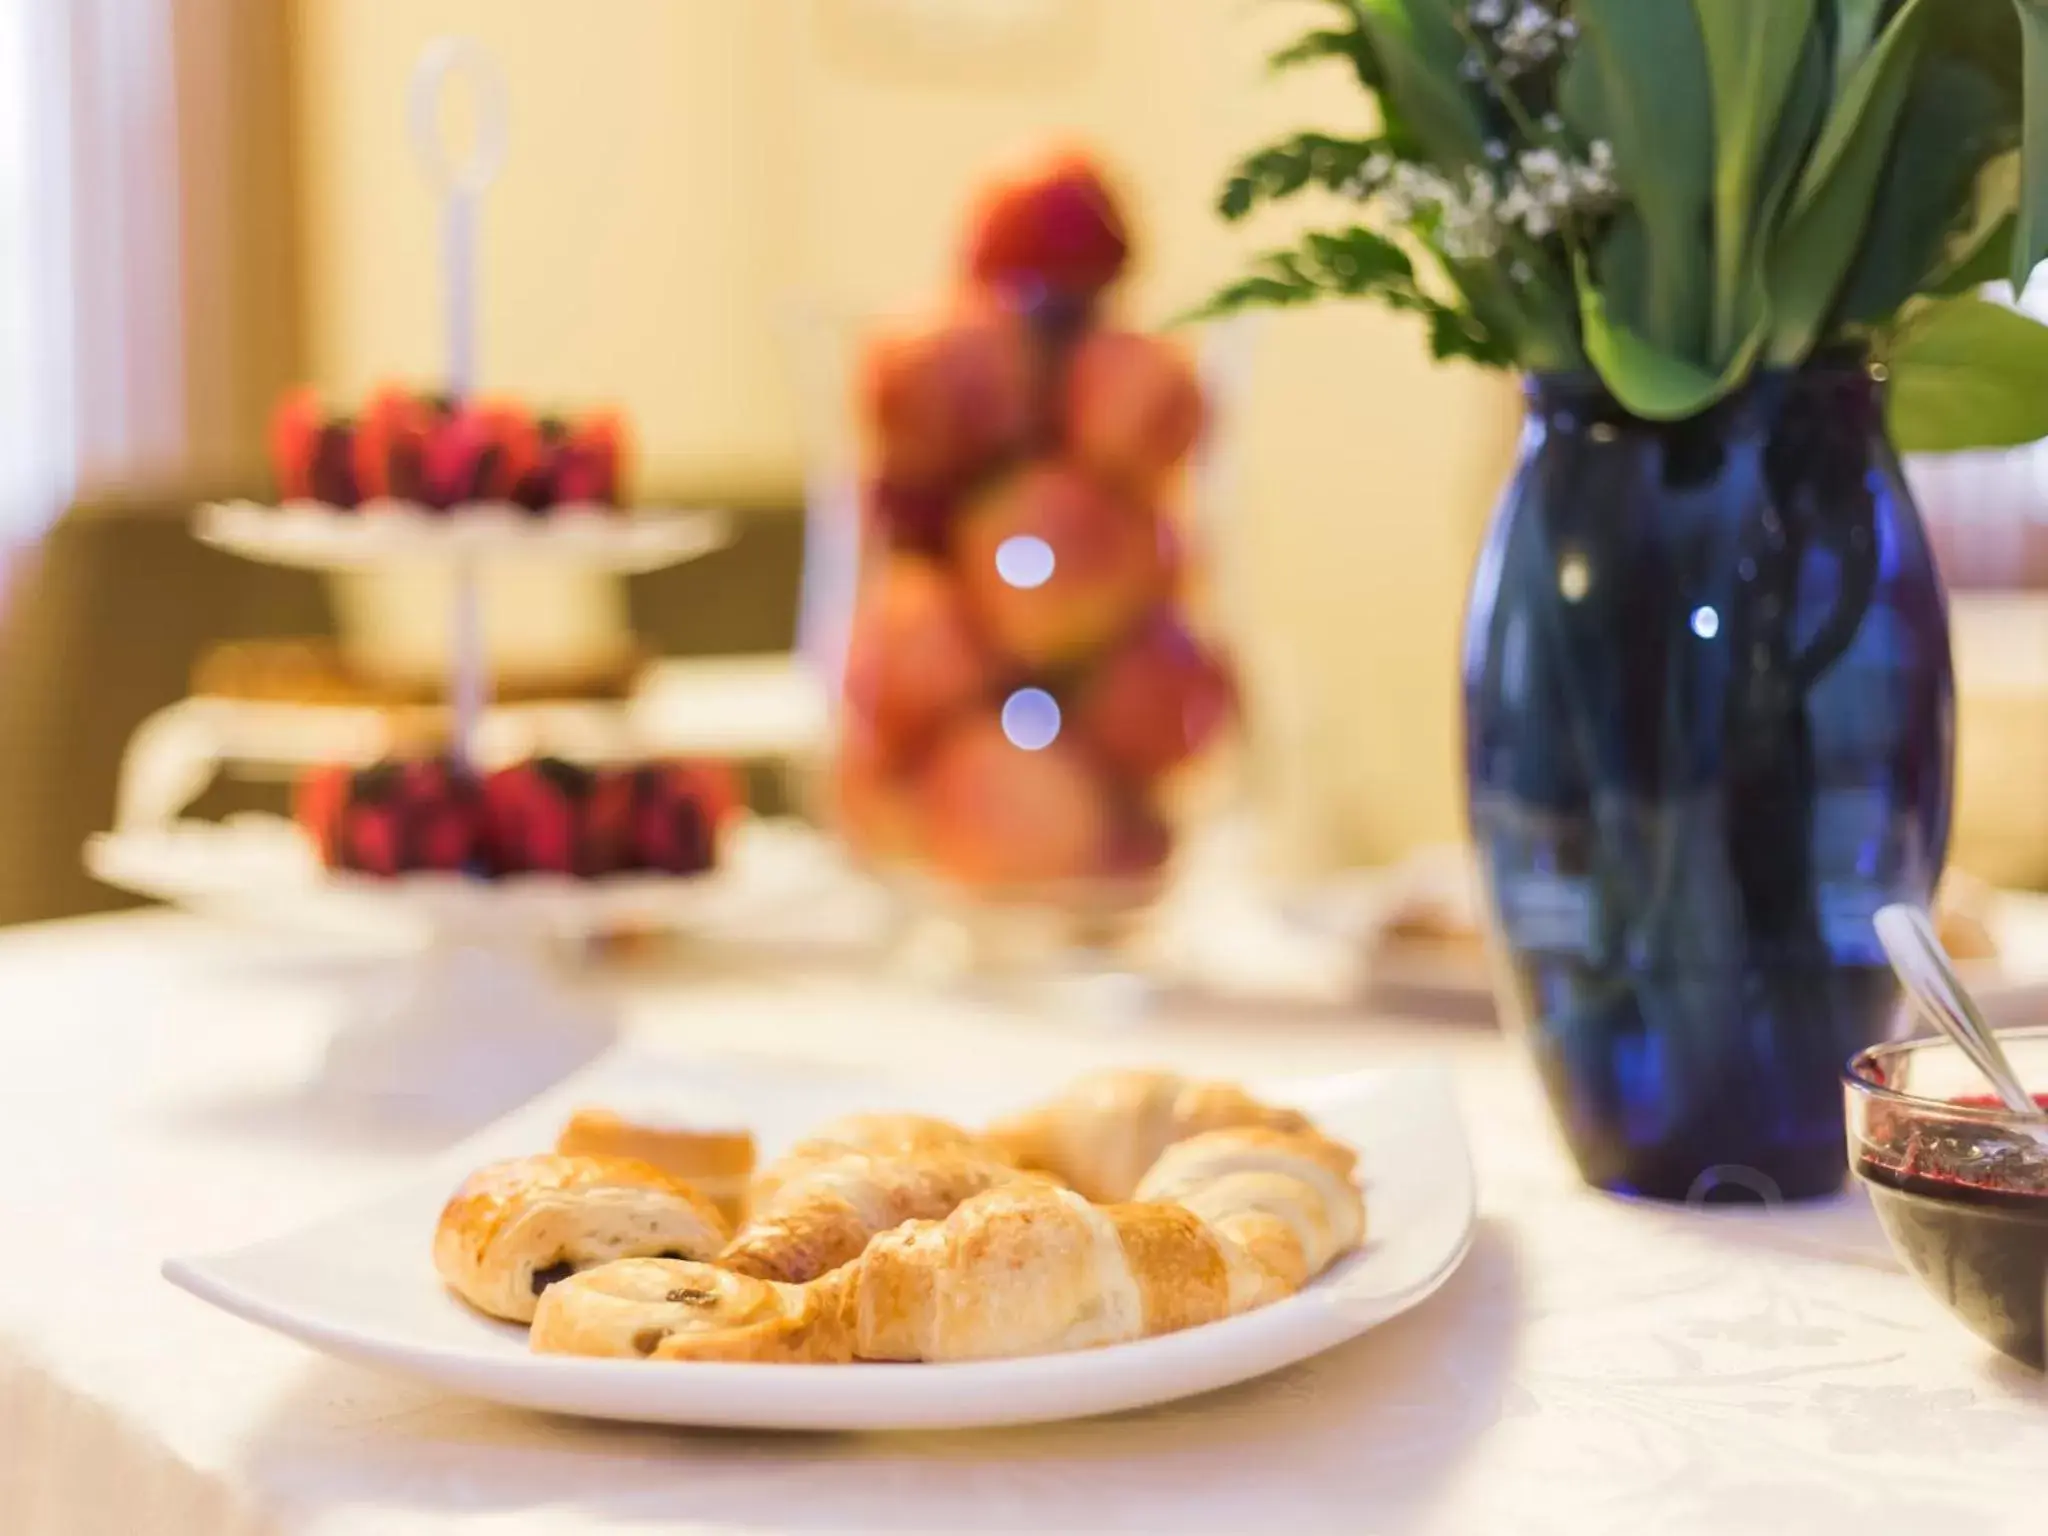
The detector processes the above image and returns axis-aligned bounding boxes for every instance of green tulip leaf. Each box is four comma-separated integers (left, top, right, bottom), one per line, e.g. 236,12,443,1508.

1766,0,1933,365
2012,0,2048,289
1698,0,1816,363
1577,255,1760,420
1561,0,1714,362
1887,294,2048,451
1837,56,2008,325
1835,0,1889,90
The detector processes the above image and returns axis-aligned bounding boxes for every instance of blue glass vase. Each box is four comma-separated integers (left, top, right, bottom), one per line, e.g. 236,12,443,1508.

1463,365,1954,1202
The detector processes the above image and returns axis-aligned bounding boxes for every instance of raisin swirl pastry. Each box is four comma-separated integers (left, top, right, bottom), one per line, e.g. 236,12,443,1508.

530,1258,854,1363
433,1154,728,1323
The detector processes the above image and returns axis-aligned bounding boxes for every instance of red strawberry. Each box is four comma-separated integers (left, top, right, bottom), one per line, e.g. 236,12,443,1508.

484,758,607,876
353,386,437,505
310,421,360,506
269,388,325,502
619,762,738,874
513,417,567,512
294,765,352,864
397,759,485,872
554,410,630,506
424,400,543,506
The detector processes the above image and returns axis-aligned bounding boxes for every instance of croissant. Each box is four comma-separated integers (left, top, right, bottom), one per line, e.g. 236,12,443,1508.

1132,1125,1365,1294
847,1125,1365,1362
984,1069,1315,1202
719,1146,1032,1284
531,1257,853,1363
749,1111,1006,1208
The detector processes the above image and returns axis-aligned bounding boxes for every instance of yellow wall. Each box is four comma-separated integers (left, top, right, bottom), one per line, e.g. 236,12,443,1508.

288,0,1518,867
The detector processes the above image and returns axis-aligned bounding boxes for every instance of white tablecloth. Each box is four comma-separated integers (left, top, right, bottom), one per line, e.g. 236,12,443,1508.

1,912,2044,1536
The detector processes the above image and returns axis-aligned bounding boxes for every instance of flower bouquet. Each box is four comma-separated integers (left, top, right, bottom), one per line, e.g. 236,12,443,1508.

1197,0,2048,1200
1198,0,2048,450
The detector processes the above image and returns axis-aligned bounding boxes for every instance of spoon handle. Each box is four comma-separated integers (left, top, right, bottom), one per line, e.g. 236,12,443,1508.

1875,904,2041,1118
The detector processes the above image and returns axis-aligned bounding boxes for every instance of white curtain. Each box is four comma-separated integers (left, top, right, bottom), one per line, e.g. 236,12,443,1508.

0,0,185,545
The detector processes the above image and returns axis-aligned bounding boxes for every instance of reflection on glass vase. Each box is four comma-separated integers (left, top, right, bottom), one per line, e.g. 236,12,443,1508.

1463,362,1954,1203
788,298,1245,991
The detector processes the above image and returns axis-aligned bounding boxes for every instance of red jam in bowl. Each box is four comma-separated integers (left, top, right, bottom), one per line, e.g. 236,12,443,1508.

1855,1093,2048,1370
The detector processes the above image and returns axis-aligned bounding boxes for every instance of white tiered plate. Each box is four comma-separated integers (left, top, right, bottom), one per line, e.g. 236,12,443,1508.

163,1053,1474,1431
196,500,730,572
84,815,737,945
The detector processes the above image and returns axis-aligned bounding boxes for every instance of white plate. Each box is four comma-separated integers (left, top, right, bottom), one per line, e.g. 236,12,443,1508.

86,817,740,946
196,500,730,573
163,1052,1476,1431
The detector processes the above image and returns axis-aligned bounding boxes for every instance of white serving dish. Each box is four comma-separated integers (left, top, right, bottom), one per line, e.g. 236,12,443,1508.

164,1052,1475,1432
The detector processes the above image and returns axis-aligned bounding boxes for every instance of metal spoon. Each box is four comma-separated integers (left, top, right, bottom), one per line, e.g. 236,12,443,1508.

1874,903,2045,1120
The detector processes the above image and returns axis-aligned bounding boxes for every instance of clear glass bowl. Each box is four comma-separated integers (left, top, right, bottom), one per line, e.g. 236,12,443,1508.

1845,1027,2048,1369
784,299,1250,986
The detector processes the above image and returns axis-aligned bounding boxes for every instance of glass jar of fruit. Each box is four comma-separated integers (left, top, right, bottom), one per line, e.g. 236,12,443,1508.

796,145,1241,976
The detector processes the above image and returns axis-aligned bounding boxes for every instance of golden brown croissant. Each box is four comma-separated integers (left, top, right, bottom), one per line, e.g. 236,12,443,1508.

846,1125,1365,1362
984,1069,1315,1202
719,1146,1033,1284
749,1111,1005,1207
1132,1125,1365,1294
530,1257,853,1363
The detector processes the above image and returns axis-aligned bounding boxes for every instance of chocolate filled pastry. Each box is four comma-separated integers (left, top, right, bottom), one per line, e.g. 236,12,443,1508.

432,1154,728,1324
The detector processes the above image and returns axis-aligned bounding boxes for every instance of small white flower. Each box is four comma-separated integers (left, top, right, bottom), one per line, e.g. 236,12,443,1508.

1469,0,1508,27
